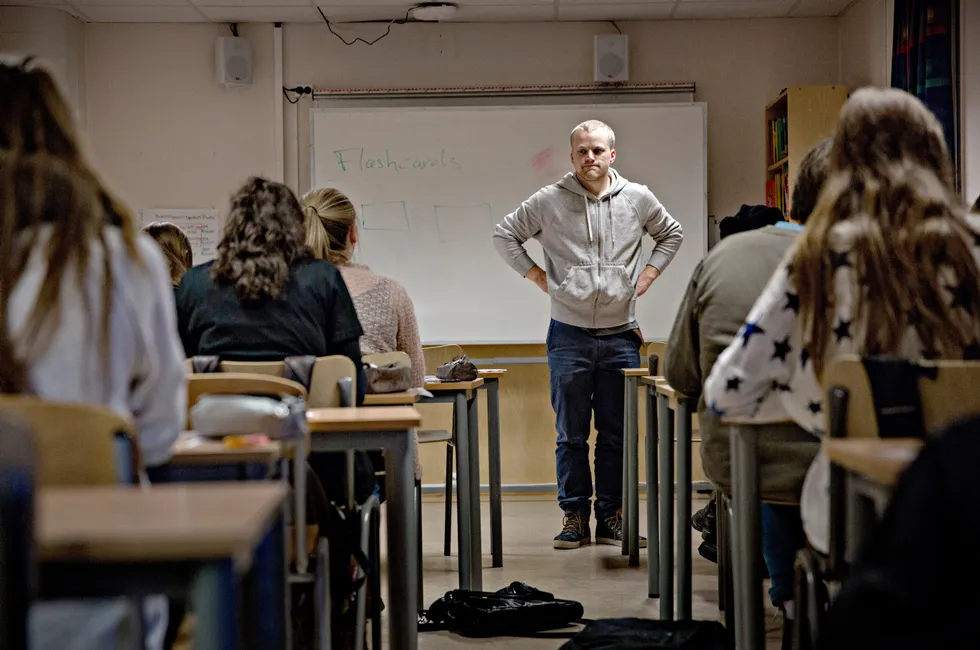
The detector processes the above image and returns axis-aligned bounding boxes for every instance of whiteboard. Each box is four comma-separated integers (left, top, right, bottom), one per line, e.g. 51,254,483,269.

139,208,221,264
311,103,706,344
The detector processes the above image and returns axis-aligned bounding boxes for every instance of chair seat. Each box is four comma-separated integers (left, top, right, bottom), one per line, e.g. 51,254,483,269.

418,429,452,444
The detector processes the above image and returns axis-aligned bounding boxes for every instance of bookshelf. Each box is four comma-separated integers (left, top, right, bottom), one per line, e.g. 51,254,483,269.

765,85,849,216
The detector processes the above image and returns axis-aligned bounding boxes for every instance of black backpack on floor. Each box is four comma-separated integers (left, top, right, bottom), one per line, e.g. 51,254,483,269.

558,618,733,650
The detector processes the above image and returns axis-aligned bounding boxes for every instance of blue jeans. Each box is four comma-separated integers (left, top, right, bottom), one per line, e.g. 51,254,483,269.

547,319,641,520
761,503,807,606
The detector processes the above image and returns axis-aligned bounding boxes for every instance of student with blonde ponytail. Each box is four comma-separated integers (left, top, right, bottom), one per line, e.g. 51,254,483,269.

303,188,425,480
704,87,980,555
302,188,425,387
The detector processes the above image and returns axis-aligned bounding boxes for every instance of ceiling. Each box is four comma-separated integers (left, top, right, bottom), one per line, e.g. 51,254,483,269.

2,0,859,24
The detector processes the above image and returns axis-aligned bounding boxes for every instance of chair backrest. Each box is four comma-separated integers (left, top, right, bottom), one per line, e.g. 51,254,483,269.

187,373,307,412
219,360,284,377
308,355,357,407
422,344,464,375
823,356,980,438
363,351,411,368
0,396,139,487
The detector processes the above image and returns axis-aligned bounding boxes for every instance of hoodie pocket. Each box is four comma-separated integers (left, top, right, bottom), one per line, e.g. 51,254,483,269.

554,264,597,309
597,265,636,307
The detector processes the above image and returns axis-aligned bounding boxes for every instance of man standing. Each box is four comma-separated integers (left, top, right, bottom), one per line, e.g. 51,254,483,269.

492,120,683,549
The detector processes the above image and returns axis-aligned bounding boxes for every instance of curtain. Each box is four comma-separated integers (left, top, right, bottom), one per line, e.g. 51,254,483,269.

892,0,957,174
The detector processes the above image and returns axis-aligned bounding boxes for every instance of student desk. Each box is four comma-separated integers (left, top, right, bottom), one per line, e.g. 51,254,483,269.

363,392,420,406
824,438,923,562
37,483,289,650
640,377,694,620
306,406,421,650
422,379,485,590
476,368,507,569
171,432,282,467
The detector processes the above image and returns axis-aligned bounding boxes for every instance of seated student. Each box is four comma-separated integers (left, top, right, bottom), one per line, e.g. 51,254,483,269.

301,188,425,386
301,187,425,481
175,176,366,400
144,222,193,287
665,138,832,644
704,88,980,571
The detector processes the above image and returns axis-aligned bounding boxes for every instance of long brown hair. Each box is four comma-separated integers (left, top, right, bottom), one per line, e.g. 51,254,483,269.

144,222,193,286
0,57,141,259
0,153,106,392
211,177,312,301
0,58,142,392
792,87,980,377
301,188,357,265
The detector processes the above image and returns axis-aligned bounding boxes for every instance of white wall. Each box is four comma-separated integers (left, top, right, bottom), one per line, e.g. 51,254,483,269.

74,18,840,224
838,0,892,89
283,19,840,221
84,23,276,215
0,7,86,126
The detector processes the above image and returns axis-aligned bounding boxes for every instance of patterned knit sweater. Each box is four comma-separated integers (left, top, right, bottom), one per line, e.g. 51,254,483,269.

338,263,426,479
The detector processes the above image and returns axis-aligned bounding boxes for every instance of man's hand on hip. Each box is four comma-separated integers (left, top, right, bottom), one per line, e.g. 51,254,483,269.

525,266,549,294
636,265,661,297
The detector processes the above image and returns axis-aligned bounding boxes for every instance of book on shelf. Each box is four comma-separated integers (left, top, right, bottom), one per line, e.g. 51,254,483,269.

768,116,788,165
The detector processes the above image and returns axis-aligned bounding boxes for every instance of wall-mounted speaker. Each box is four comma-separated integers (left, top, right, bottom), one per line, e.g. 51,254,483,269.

215,36,252,87
594,34,628,83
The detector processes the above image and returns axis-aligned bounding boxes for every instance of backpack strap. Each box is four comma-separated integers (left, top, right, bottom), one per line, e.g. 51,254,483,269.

283,355,316,390
191,355,221,374
861,356,937,440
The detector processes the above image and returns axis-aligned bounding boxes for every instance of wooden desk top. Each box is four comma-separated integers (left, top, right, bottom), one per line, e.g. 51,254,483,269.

622,368,650,377
654,381,689,400
363,392,420,406
640,375,666,387
477,369,508,379
38,483,288,566
306,406,421,432
423,378,484,391
170,432,281,466
823,438,924,488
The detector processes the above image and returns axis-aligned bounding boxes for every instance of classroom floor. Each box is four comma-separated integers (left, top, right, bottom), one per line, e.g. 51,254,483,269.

403,494,785,650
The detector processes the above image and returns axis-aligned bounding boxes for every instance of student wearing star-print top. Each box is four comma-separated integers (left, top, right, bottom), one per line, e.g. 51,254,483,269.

705,88,980,555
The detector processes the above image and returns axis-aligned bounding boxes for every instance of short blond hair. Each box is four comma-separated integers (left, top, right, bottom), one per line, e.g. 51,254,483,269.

570,120,615,148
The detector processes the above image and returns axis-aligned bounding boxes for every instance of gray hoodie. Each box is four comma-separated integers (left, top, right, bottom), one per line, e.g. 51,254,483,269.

493,169,683,330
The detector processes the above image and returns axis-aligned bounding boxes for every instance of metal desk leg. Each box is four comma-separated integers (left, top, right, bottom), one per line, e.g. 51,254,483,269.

657,395,675,620
645,386,660,598
192,560,237,650
386,429,419,650
466,393,483,591
486,379,504,568
243,509,289,650
627,376,640,567
730,426,763,650
675,399,693,620
621,377,631,557
453,393,473,590
294,437,308,576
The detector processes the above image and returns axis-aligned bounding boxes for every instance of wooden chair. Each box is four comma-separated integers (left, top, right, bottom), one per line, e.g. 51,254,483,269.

0,396,140,487
422,344,464,375
219,355,356,408
795,356,980,649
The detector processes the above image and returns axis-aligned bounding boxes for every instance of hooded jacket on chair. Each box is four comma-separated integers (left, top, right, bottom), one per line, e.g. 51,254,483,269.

492,169,683,330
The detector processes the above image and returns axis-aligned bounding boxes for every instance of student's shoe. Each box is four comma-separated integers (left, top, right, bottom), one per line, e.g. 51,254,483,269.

596,509,647,547
692,496,716,534
697,539,718,564
554,513,591,549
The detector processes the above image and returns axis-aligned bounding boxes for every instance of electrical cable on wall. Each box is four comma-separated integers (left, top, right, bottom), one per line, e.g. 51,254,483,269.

283,85,312,104
609,21,622,34
229,22,239,37
317,7,412,46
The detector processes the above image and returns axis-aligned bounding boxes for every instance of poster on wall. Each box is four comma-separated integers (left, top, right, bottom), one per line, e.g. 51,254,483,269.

139,208,221,264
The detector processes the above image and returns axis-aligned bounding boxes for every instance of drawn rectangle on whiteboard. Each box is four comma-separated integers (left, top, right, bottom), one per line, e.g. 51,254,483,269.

361,201,409,231
139,208,221,263
433,204,492,243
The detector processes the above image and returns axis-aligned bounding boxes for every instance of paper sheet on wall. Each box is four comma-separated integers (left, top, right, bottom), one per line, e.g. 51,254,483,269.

139,208,221,264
